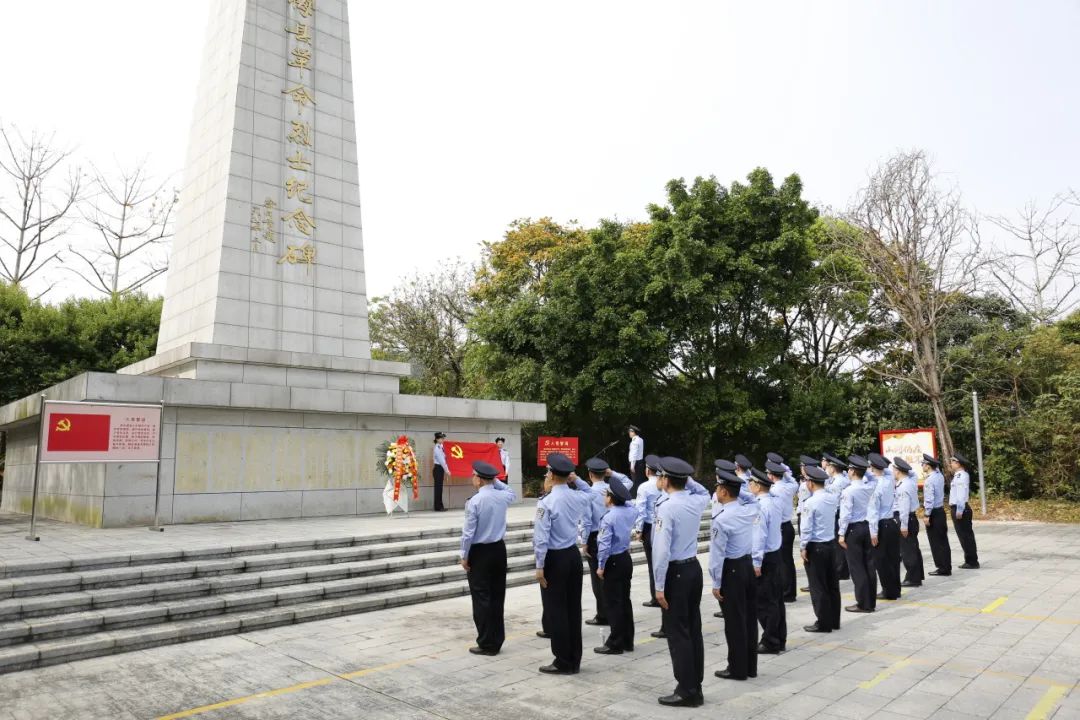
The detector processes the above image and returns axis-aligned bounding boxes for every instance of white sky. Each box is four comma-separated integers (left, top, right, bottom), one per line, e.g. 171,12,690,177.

4,0,1079,302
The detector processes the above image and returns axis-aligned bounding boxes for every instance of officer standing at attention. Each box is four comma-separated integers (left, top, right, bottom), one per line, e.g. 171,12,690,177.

949,452,980,569
868,453,902,600
711,470,760,680
922,454,952,576
823,453,851,581
460,460,517,655
432,432,451,511
595,479,636,654
634,455,664,608
837,455,877,613
653,457,711,707
756,464,787,654
628,425,645,489
533,453,594,674
892,457,925,587
495,437,510,481
801,465,841,633
766,453,799,604
796,455,821,594
584,458,617,627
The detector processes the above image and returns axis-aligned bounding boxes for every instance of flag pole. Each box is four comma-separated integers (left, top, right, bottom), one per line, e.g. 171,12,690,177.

25,395,46,542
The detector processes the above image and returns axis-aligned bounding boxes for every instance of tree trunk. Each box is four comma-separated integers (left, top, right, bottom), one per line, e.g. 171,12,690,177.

694,431,705,479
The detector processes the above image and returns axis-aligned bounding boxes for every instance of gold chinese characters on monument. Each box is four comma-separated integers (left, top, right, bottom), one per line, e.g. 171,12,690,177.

252,0,319,266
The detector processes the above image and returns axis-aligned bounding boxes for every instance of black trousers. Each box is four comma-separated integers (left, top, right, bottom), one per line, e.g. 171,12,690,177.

540,546,583,670
952,504,979,566
926,506,952,573
873,517,902,599
433,465,446,511
585,531,606,622
781,521,797,601
602,551,634,650
663,560,704,697
721,555,758,679
757,550,785,651
834,512,850,579
805,541,841,630
845,521,877,610
642,523,656,599
467,541,507,651
897,511,925,584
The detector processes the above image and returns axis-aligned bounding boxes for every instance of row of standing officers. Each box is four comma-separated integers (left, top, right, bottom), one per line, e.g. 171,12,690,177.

457,446,980,708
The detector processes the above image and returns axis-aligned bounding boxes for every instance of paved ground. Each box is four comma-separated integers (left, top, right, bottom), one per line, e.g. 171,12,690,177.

0,505,540,563
0,519,1078,719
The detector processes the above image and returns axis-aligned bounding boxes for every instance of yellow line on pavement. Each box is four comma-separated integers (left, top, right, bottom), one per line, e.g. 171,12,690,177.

981,596,1008,613
157,657,424,720
858,659,912,689
1026,685,1070,720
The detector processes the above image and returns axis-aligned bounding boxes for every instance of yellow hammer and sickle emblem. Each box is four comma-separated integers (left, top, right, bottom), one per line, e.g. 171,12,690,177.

450,445,464,460
56,418,72,432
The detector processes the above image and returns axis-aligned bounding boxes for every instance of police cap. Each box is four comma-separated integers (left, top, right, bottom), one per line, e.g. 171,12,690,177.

799,454,821,467
715,469,743,489
607,479,631,505
546,453,575,477
472,461,499,480
765,460,786,476
847,455,869,470
766,452,785,465
922,453,941,469
645,454,663,472
867,453,889,470
751,468,773,486
714,458,737,473
951,452,971,468
585,457,610,474
659,457,694,479
805,465,829,482
734,454,753,470
823,453,847,469
892,457,912,474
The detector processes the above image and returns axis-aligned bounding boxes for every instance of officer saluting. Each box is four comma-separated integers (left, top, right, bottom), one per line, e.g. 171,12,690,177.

533,453,594,674
595,478,636,654
653,457,711,707
823,453,851,581
710,469,759,680
757,463,788,653
838,455,878,613
893,457,925,587
460,460,518,655
801,465,841,633
634,455,664,608
921,454,952,576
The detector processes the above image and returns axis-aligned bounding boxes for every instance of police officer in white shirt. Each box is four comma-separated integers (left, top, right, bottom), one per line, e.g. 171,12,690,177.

949,452,980,569
627,425,645,488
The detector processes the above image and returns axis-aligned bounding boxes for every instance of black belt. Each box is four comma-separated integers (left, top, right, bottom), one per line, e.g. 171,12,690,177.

471,540,505,547
550,544,578,552
806,540,833,547
848,520,868,526
670,557,698,566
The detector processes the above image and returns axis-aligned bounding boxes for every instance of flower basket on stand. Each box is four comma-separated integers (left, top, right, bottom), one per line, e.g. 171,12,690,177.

377,435,421,515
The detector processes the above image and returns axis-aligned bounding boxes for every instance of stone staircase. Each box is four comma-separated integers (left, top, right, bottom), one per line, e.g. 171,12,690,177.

0,518,710,674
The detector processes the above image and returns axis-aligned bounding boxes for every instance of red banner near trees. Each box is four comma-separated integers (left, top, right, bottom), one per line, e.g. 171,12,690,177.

444,441,504,478
537,436,579,466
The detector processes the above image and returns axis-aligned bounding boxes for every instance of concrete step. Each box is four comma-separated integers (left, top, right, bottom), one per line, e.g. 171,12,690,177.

0,529,538,599
0,519,537,579
0,540,710,675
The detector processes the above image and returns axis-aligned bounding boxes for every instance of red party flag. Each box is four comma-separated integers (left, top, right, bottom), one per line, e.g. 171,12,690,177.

444,441,504,478
47,413,111,452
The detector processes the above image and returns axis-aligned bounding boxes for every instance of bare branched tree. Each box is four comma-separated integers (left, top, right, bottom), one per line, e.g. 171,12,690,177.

69,162,177,297
369,260,477,396
986,193,1080,324
837,150,984,462
0,126,81,294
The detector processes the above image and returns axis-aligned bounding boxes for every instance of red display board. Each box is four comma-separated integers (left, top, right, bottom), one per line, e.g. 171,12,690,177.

536,436,579,466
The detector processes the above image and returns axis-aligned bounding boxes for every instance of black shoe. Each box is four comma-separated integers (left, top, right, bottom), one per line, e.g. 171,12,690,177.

901,581,922,587
435,508,448,512
714,668,747,681
536,630,550,639
469,647,498,656
623,645,634,652
691,691,705,707
713,610,724,618
960,563,980,569
757,643,783,654
658,693,697,707
929,569,951,576
539,664,577,675
800,586,811,593
877,592,899,600
642,599,661,608
585,617,609,626
594,645,623,655
804,624,831,633
845,605,872,613
650,630,667,639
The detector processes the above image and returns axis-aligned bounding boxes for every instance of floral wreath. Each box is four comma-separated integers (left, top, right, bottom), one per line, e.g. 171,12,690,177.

376,435,421,502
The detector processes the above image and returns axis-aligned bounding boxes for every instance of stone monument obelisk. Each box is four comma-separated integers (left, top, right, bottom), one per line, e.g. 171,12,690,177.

0,0,545,527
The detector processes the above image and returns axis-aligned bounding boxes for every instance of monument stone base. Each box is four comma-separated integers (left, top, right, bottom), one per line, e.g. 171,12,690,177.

0,343,544,528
